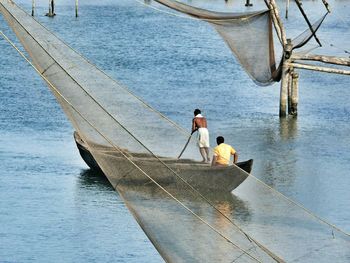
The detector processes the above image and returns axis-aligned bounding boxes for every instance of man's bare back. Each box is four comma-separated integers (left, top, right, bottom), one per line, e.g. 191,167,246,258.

192,116,207,132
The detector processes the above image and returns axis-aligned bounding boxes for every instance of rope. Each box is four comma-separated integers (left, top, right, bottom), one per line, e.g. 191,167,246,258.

0,27,265,263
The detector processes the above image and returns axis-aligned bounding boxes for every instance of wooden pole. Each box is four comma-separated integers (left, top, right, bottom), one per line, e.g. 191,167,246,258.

75,0,78,17
291,53,350,66
287,69,293,114
321,0,331,13
32,0,35,16
280,62,290,117
269,0,287,45
294,0,322,46
47,0,55,17
285,0,289,19
291,72,299,116
267,0,290,117
245,0,253,7
288,62,350,75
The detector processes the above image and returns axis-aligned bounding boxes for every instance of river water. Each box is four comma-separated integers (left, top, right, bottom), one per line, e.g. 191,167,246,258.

0,0,349,262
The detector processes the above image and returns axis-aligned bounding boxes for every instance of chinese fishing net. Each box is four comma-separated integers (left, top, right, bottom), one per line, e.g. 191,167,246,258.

152,0,282,86
1,0,349,262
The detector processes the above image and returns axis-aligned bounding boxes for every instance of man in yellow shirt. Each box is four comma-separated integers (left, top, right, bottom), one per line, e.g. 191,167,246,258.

211,136,238,166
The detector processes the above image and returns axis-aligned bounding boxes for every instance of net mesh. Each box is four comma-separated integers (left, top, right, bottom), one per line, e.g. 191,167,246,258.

153,0,281,85
292,12,328,50
1,0,349,262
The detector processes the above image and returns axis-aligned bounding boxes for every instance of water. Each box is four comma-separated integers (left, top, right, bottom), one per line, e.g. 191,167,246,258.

0,0,349,262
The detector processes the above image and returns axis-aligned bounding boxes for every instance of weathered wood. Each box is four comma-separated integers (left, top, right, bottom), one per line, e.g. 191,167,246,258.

291,53,350,66
291,72,299,116
280,63,290,117
287,70,293,114
288,62,350,75
75,0,78,17
268,0,287,45
280,39,293,117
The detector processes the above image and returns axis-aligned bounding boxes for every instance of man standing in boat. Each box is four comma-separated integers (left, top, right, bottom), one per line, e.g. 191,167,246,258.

192,109,210,162
211,136,238,166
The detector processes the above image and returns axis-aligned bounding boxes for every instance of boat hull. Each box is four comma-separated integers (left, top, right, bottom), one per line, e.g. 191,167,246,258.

74,132,252,192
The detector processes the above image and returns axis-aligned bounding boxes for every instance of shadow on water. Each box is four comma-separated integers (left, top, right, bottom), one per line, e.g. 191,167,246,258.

78,168,114,191
79,167,251,223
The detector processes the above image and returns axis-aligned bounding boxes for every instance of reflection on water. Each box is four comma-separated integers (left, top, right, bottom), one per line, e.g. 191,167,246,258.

78,169,113,190
279,117,298,140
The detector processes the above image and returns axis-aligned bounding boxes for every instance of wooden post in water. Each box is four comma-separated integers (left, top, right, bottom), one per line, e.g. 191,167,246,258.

280,39,293,117
75,0,78,17
32,0,35,16
48,0,55,17
287,69,293,114
245,0,253,7
291,72,299,116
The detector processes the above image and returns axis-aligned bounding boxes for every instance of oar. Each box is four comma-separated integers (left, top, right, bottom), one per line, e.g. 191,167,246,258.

177,130,196,159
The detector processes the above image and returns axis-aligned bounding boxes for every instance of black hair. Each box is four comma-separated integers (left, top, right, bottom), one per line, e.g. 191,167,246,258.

216,136,224,145
194,109,201,115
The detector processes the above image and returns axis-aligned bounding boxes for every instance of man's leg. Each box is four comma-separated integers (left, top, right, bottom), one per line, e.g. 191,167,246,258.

199,147,206,162
205,147,210,162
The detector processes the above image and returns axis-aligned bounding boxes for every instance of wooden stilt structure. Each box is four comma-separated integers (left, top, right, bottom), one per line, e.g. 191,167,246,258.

266,0,349,117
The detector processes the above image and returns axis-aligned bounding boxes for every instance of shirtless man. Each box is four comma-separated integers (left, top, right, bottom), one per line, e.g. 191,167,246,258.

192,109,210,162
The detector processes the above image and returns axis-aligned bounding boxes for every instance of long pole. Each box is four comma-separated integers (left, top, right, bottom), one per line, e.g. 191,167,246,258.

291,72,299,116
288,62,350,75
75,0,78,17
294,0,322,46
291,54,350,66
32,0,35,16
285,0,289,19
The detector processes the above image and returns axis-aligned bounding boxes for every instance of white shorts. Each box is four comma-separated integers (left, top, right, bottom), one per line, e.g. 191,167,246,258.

197,128,210,148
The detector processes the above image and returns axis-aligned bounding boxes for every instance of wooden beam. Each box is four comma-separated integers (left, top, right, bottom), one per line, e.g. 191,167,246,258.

269,0,287,45
291,72,299,116
288,62,350,75
291,53,350,67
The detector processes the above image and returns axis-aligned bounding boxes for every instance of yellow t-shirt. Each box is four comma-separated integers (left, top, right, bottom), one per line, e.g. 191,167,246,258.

213,143,236,165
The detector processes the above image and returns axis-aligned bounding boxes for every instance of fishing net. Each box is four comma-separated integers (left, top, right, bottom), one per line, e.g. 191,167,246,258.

1,0,349,262
292,12,328,50
153,0,282,85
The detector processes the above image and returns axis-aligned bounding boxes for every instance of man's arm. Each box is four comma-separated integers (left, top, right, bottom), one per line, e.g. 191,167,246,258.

233,152,238,164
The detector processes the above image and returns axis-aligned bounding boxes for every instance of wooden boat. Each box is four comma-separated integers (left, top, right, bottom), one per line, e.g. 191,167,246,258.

74,132,253,192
